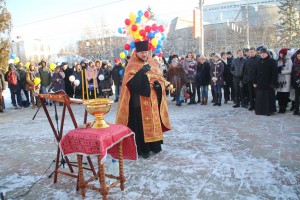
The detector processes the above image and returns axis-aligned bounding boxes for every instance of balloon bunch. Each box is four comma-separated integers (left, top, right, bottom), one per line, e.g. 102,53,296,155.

8,54,20,64
118,10,166,59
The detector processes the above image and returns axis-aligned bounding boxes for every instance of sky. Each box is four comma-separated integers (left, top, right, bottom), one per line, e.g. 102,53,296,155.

6,0,238,47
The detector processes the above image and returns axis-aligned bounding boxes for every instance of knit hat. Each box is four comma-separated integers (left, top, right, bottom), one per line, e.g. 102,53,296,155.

260,48,269,54
279,48,288,56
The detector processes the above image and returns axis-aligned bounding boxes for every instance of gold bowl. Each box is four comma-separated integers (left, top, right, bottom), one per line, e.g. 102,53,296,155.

83,98,114,128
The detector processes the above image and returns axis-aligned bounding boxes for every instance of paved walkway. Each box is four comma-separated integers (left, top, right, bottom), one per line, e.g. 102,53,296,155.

0,90,300,200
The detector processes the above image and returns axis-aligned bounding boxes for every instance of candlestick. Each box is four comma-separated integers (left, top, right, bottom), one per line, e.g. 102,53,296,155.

92,70,97,99
81,70,84,100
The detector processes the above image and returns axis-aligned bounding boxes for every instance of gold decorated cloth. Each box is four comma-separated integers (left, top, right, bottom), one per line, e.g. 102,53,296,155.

116,53,171,143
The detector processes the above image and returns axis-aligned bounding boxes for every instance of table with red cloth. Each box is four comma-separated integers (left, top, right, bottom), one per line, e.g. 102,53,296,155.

60,124,137,200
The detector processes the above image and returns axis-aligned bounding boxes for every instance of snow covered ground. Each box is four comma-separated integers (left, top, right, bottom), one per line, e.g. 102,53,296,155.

0,88,300,200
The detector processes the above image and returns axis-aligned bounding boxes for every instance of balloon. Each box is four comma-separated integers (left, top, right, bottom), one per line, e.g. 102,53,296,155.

158,25,165,32
119,69,124,76
74,79,80,86
157,52,163,57
14,57,20,64
147,32,154,39
141,16,147,22
69,75,75,82
123,50,128,55
131,24,138,32
138,10,143,17
98,74,104,81
34,77,41,85
151,24,158,31
130,41,135,49
161,33,166,41
120,52,126,59
125,19,131,26
151,38,158,47
145,25,151,33
148,43,155,51
154,47,162,54
25,62,30,68
143,36,149,41
129,12,136,23
144,11,150,18
49,63,56,71
124,43,130,50
118,27,123,34
10,54,16,59
133,31,141,40
136,17,142,23
8,59,14,64
155,32,162,39
6,66,8,72
139,29,146,36
157,40,163,48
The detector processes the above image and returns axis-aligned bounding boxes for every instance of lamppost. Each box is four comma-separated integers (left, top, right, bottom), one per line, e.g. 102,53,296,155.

199,0,205,54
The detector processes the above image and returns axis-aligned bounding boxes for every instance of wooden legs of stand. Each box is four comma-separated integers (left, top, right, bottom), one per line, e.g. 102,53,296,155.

77,141,125,200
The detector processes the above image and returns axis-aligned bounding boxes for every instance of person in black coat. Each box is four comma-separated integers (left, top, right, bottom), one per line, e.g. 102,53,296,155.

61,62,74,98
196,55,211,105
244,47,260,111
221,52,233,104
253,48,277,116
111,58,123,102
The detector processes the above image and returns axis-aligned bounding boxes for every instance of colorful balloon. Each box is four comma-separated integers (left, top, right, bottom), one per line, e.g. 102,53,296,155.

145,25,151,32
69,75,75,82
98,74,104,81
34,77,41,85
120,52,126,59
158,25,165,32
49,63,56,71
123,50,129,55
138,10,143,17
125,19,131,26
129,12,136,23
14,57,20,64
130,41,135,49
136,17,142,23
10,54,16,59
151,38,158,47
25,62,30,68
151,24,158,31
74,79,80,86
144,11,150,18
118,27,123,34
124,44,130,50
139,29,146,37
131,24,138,32
8,59,14,64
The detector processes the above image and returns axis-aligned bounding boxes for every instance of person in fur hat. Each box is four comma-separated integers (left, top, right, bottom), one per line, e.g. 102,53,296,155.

276,48,293,113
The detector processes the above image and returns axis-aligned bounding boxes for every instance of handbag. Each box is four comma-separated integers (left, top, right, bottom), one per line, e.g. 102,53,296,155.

184,91,190,99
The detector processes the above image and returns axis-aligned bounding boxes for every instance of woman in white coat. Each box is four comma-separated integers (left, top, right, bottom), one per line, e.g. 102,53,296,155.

276,48,293,113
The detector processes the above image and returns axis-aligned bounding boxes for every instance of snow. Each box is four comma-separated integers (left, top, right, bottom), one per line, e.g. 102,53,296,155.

0,87,300,200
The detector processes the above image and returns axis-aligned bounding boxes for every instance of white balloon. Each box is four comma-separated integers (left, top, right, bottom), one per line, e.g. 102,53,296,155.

8,59,14,64
98,74,104,81
155,32,162,40
69,75,75,82
74,79,80,86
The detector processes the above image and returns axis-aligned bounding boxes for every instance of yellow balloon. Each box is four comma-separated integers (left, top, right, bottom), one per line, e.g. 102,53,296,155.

49,63,56,71
133,31,140,40
151,38,158,47
14,57,20,64
129,12,136,23
141,16,147,22
25,62,30,68
34,77,41,85
6,66,8,72
120,52,126,59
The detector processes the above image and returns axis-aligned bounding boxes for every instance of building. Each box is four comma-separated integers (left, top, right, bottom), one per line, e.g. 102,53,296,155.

11,39,56,65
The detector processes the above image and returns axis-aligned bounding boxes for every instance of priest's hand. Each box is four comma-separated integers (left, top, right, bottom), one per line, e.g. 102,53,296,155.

142,64,151,73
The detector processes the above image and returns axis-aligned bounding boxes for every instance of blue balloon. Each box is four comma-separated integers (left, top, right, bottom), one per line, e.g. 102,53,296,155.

138,10,143,17
119,69,124,76
123,50,128,55
157,40,163,48
154,48,162,54
118,27,123,34
161,33,166,41
130,41,135,49
10,54,16,59
147,32,154,39
136,17,142,23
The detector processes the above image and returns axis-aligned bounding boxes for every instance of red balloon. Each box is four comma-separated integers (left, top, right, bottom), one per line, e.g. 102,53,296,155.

143,36,149,41
145,25,151,33
134,39,141,42
125,19,131,26
124,44,130,50
151,24,157,31
144,11,150,18
131,24,138,32
157,52,163,57
148,43,153,50
139,29,146,37
158,25,165,32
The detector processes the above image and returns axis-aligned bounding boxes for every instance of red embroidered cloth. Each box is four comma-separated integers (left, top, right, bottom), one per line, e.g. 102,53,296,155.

60,124,137,162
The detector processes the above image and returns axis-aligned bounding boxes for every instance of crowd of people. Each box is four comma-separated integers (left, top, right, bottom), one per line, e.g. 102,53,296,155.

164,47,300,116
1,46,300,117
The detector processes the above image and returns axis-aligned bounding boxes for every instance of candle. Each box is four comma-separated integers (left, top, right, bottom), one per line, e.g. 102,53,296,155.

81,70,84,100
84,69,89,100
92,70,97,99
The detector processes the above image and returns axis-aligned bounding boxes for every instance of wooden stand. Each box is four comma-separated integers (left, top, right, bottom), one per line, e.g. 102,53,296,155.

77,141,126,200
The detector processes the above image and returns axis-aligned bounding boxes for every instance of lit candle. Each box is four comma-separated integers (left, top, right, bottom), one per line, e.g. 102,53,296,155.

81,70,84,100
92,70,97,99
84,69,89,100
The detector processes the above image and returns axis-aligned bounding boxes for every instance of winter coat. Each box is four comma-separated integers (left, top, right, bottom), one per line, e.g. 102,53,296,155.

26,69,40,91
276,58,292,92
292,57,300,89
63,67,74,96
5,70,21,92
253,56,278,90
98,67,112,94
222,59,233,85
17,68,27,88
210,59,224,86
230,57,247,78
196,61,211,86
73,71,82,90
167,65,186,96
39,67,51,87
111,63,123,87
86,66,99,89
183,58,197,83
244,55,260,83
51,71,65,92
